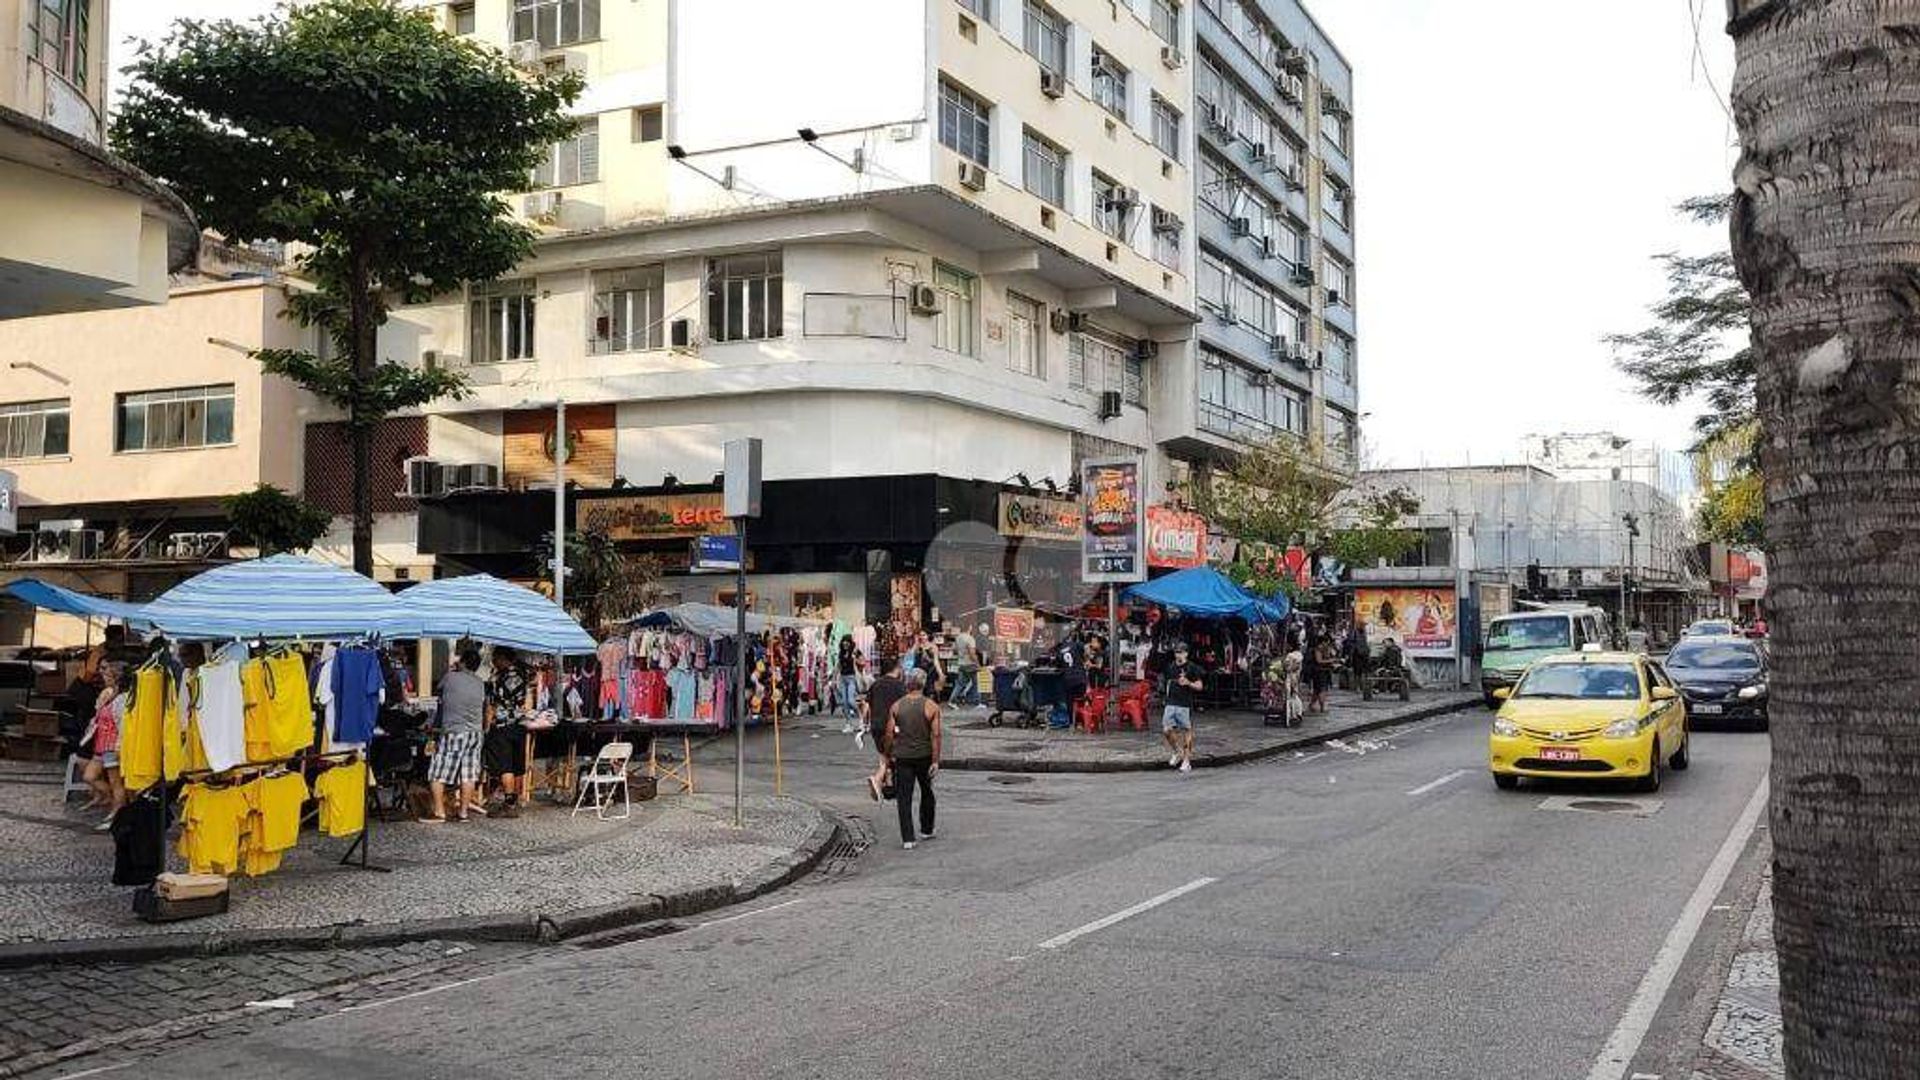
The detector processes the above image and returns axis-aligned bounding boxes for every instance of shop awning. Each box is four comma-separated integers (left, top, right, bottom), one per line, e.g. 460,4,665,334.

633,603,824,639
392,573,596,655
141,554,414,641
1122,566,1290,623
3,579,154,627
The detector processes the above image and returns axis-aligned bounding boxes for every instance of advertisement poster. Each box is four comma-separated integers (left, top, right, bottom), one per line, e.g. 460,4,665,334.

992,606,1036,643
997,492,1083,540
1145,507,1208,569
889,573,923,656
1354,587,1457,657
1080,458,1146,583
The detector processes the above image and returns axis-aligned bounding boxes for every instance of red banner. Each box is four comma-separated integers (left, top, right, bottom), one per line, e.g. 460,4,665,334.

1146,507,1208,569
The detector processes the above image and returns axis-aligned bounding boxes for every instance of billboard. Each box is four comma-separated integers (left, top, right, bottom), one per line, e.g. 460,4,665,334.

1080,458,1147,583
1354,586,1458,658
1145,507,1208,569
992,606,1036,643
997,492,1082,540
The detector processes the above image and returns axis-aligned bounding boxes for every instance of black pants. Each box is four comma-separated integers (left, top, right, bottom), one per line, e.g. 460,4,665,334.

893,757,936,843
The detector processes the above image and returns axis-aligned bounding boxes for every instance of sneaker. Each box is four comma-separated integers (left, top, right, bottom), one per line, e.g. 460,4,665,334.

921,831,936,842
854,730,867,750
840,723,857,735
903,841,917,851
1179,760,1192,773
866,776,882,802
1169,753,1182,767
495,803,521,819
93,817,114,832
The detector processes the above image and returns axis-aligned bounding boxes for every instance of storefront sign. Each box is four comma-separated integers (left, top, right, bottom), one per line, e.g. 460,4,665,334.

577,492,727,540
1145,507,1208,569
1081,457,1146,583
992,606,1036,643
997,492,1083,540
1354,586,1458,658
692,533,741,572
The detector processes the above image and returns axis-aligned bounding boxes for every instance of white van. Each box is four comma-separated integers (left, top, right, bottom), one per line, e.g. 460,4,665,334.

1480,606,1615,705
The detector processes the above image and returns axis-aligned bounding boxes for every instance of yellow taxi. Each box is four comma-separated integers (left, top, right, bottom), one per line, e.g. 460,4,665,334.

1488,650,1689,792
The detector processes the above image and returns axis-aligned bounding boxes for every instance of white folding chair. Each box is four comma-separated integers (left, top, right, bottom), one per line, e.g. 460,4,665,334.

572,741,635,821
61,753,89,804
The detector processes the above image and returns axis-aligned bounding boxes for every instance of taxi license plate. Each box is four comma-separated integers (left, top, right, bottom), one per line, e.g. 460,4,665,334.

1540,747,1581,762
1694,704,1724,715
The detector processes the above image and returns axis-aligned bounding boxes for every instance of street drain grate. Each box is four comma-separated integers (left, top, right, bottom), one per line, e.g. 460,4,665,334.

816,816,875,877
1012,795,1061,805
1006,743,1045,753
1570,800,1640,813
989,774,1036,785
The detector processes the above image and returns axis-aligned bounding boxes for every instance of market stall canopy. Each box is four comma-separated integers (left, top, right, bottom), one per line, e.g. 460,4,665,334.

1122,566,1291,623
392,573,596,655
140,554,413,641
3,579,154,627
633,603,825,639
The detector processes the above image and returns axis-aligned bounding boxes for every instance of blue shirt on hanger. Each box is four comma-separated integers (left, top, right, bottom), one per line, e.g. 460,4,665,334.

331,647,384,744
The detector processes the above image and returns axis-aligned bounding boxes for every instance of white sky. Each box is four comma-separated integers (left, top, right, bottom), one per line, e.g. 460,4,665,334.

111,1,1740,469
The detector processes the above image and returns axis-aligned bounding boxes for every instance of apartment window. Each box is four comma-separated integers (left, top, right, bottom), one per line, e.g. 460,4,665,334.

28,0,90,88
1323,256,1352,305
451,2,475,34
1151,95,1181,160
1324,181,1351,230
1198,252,1230,312
959,0,993,19
939,79,992,166
707,251,783,343
1274,218,1304,268
1153,214,1182,270
1007,292,1044,378
1325,331,1356,384
1093,172,1130,240
1151,0,1180,45
1023,128,1067,207
1322,104,1350,154
470,279,537,362
633,105,663,143
1198,153,1232,216
115,385,234,453
512,0,600,47
1024,1,1068,74
0,400,70,459
531,120,598,188
591,266,664,354
1069,331,1144,405
1276,297,1306,346
1197,56,1224,115
932,263,977,356
1327,408,1359,464
1091,47,1128,119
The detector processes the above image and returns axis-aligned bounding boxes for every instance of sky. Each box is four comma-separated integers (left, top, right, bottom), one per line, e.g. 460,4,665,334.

109,1,1741,469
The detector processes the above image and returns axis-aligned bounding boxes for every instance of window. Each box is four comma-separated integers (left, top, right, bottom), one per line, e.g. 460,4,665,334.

1093,172,1130,240
1327,407,1359,464
959,0,992,19
1324,331,1355,384
512,0,600,47
706,251,783,343
530,120,598,188
939,79,992,166
1152,0,1180,45
1324,181,1351,230
1023,128,1066,207
591,266,664,354
0,399,70,459
1151,95,1181,160
470,279,537,362
633,105,663,143
1198,153,1232,216
29,0,90,87
1153,213,1182,270
1324,256,1352,304
1198,252,1230,312
1274,217,1304,267
1091,47,1128,119
1197,347,1303,442
115,385,234,453
451,3,475,34
1069,331,1144,405
1024,1,1068,74
1006,292,1044,378
932,263,977,356
1322,103,1350,154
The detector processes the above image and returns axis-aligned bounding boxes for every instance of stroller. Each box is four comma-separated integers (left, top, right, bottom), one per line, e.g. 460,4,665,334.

987,665,1039,728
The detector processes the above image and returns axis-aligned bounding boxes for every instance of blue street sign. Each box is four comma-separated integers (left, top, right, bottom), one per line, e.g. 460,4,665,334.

694,533,741,572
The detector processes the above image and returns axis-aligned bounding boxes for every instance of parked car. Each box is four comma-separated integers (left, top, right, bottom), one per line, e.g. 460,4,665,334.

1488,651,1689,792
1663,635,1769,730
1479,606,1614,707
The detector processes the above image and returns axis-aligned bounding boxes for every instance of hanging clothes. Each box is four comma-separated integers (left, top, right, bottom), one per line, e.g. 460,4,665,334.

667,659,698,721
262,651,314,757
119,666,169,792
178,782,250,875
331,648,384,745
240,658,274,762
110,792,168,887
195,657,248,773
313,758,367,837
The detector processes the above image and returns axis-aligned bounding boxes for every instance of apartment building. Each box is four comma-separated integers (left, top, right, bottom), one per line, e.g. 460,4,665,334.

0,0,197,318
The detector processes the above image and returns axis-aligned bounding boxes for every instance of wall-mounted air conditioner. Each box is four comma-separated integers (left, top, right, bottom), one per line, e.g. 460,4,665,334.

909,283,942,315
1040,70,1066,98
506,40,542,69
404,457,445,499
1097,391,1123,420
1160,46,1184,70
957,161,988,191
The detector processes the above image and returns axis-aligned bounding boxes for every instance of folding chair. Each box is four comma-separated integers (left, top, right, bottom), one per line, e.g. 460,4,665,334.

572,741,635,821
61,753,89,804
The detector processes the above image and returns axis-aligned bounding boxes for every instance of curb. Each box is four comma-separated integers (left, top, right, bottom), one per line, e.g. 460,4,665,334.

0,803,844,970
943,696,1483,774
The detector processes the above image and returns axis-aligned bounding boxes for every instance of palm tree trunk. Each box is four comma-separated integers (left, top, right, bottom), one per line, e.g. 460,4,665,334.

1728,3,1920,1076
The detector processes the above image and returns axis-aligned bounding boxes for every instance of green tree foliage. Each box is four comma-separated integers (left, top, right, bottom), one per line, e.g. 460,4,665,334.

223,484,332,555
111,0,581,576
535,528,665,631
1195,436,1421,601
1607,196,1763,546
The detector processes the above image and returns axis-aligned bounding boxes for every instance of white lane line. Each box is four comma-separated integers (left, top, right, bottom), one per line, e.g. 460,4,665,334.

54,1063,133,1080
1406,769,1467,796
689,897,807,931
1037,877,1218,951
336,971,511,1013
1585,770,1770,1080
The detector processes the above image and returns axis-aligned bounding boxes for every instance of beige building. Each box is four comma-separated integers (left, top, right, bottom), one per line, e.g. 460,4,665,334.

0,0,198,318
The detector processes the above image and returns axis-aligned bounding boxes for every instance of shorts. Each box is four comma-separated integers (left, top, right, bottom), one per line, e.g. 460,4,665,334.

484,723,527,777
1161,705,1192,732
429,729,483,785
98,750,120,769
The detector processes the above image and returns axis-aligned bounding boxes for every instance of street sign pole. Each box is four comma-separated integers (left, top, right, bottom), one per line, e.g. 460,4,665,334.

724,438,763,828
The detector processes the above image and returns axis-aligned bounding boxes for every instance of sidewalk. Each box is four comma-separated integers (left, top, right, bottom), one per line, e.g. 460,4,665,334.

0,761,838,966
940,687,1483,772
1692,871,1783,1079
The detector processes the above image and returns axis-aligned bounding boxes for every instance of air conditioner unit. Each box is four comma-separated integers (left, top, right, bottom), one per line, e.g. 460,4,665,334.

1229,216,1251,237
1040,69,1066,98
957,160,989,191
1151,207,1182,234
1248,370,1275,388
1049,309,1071,335
909,283,943,315
1289,340,1312,364
1097,390,1123,420
1268,337,1292,361
1326,288,1344,307
1066,312,1088,332
522,191,563,223
1281,161,1306,191
506,40,543,68
1322,92,1350,118
1290,263,1316,287
1160,45,1184,70
447,463,501,493
404,457,446,500
1217,304,1236,323
1276,72,1305,105
1248,142,1269,165
1203,101,1229,134
1103,185,1138,211
1132,339,1160,361
1278,47,1308,75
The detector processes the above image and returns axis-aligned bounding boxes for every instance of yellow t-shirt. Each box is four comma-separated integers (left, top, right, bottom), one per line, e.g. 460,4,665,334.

263,652,314,758
119,667,167,792
313,760,366,837
159,669,186,781
240,660,273,762
178,783,250,876
250,772,308,853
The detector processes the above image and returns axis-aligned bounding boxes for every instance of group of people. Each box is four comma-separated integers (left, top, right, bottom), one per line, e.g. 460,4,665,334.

855,656,942,850
423,645,545,823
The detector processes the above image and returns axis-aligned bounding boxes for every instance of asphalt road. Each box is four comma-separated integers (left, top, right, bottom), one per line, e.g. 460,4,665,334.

62,710,1772,1080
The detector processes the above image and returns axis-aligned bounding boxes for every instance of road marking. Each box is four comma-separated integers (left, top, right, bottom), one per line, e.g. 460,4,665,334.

337,971,511,1013
54,1064,132,1080
1406,769,1467,796
1585,770,1770,1080
1037,877,1217,951
689,897,806,930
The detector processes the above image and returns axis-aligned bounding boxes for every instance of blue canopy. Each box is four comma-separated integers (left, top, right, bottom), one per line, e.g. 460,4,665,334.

141,554,413,641
1122,566,1291,623
392,573,596,655
2,579,153,627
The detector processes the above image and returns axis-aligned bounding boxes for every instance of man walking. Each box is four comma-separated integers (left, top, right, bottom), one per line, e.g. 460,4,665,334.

427,648,487,822
948,623,981,708
861,657,908,801
886,669,942,849
1162,644,1202,773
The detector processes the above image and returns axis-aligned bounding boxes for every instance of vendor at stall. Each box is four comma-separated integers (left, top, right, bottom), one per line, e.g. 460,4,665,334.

484,646,535,818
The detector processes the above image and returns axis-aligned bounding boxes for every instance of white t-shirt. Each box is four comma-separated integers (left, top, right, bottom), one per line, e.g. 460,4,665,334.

195,658,247,772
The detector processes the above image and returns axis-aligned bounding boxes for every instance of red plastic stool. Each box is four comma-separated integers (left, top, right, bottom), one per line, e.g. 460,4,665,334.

1074,688,1111,733
1117,683,1151,730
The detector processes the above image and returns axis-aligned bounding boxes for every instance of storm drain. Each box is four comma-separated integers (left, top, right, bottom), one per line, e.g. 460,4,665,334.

1012,795,1062,806
816,816,875,877
1537,795,1663,817
989,774,1036,785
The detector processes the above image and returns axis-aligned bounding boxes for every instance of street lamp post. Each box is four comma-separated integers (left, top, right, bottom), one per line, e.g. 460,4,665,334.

552,399,567,723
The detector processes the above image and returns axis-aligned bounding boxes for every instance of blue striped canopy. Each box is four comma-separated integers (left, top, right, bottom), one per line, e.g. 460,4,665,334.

141,554,413,641
391,573,596,655
1123,566,1292,624
4,579,154,627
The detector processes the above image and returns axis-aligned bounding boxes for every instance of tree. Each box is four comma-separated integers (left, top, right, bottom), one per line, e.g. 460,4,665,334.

111,0,581,576
1194,436,1420,601
535,528,665,631
1607,196,1765,545
1727,4,1920,1075
223,484,332,555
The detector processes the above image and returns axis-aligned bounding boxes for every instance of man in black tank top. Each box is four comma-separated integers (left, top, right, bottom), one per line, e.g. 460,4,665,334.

886,669,942,849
